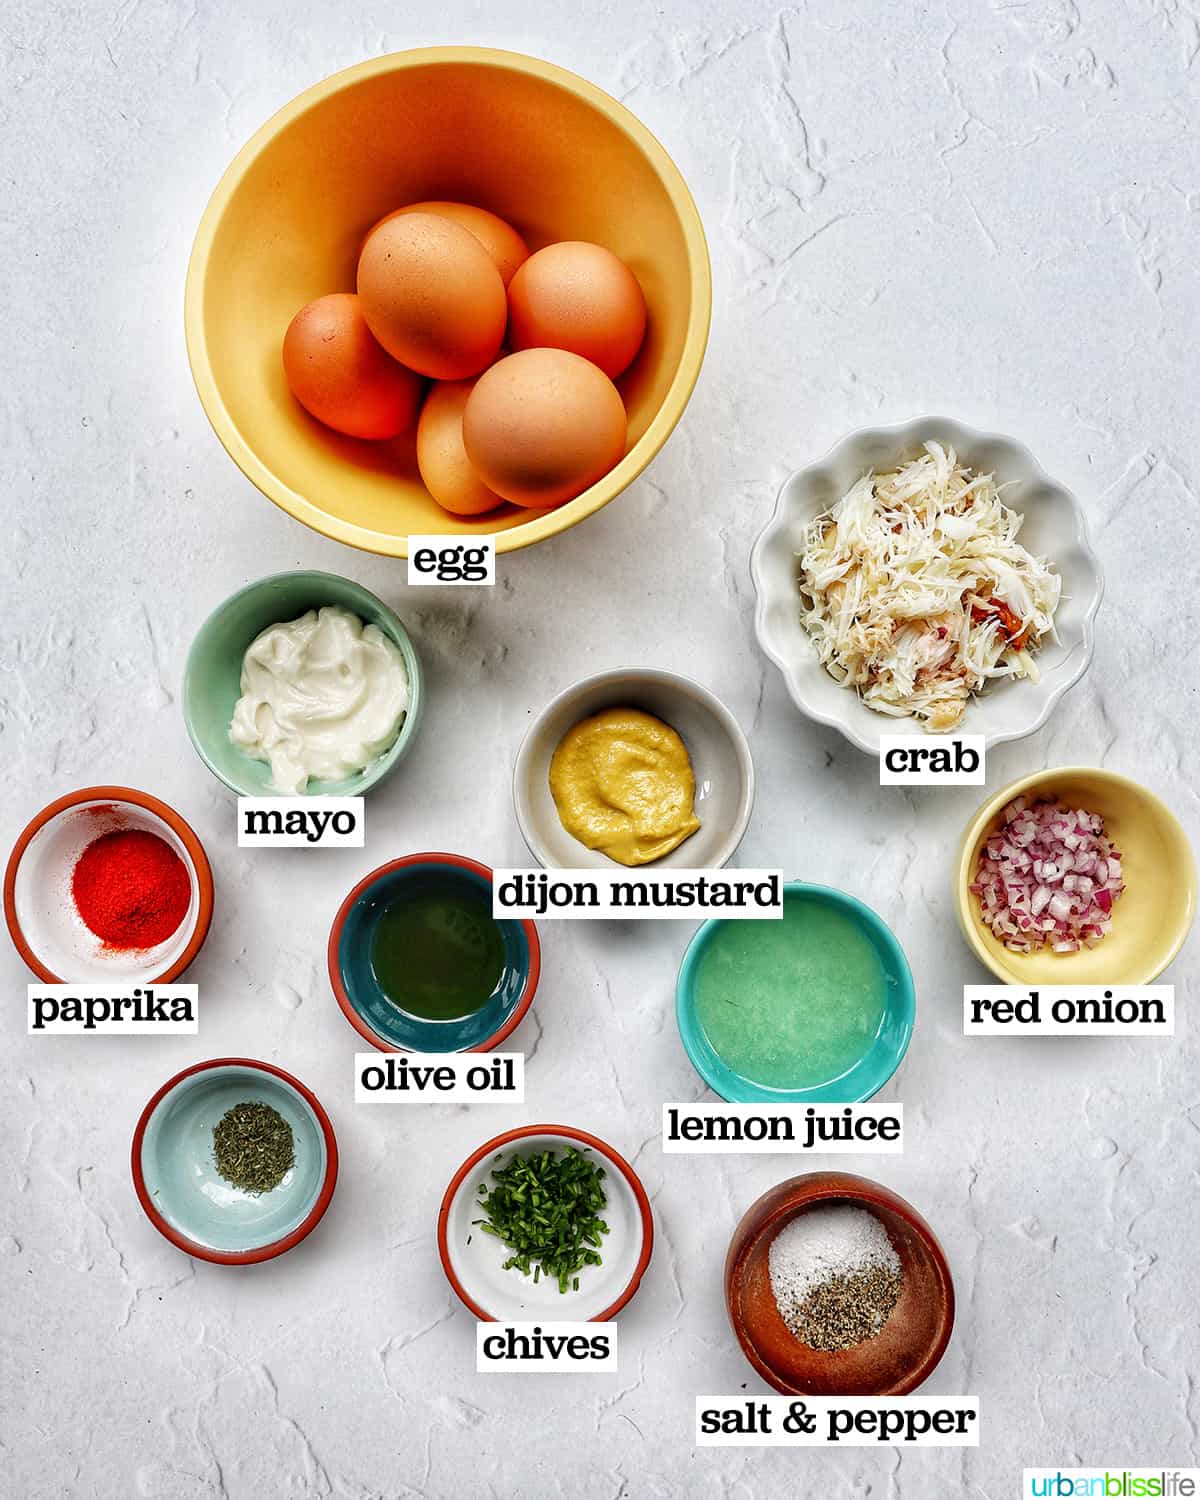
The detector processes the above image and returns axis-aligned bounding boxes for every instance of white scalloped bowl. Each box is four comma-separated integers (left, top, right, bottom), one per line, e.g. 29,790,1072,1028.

750,418,1103,756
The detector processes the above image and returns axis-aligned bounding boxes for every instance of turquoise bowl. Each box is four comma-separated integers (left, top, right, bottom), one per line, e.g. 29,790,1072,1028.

675,882,915,1104
327,853,540,1053
131,1059,338,1263
182,569,424,797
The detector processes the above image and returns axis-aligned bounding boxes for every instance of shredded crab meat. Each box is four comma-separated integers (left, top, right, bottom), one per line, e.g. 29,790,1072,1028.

796,442,1062,731
971,795,1126,954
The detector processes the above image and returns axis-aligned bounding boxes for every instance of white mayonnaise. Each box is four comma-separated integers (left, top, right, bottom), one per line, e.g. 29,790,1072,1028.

229,606,410,793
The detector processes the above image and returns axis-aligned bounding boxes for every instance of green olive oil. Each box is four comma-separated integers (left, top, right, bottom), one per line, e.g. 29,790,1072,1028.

370,877,505,1022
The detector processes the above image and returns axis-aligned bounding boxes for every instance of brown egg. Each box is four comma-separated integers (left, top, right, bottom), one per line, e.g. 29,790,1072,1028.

416,379,505,516
281,293,423,439
462,348,627,510
357,213,506,380
379,202,530,287
507,242,647,379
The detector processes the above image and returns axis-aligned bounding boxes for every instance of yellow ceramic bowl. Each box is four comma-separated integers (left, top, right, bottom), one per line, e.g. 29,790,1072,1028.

955,767,1196,985
185,48,711,557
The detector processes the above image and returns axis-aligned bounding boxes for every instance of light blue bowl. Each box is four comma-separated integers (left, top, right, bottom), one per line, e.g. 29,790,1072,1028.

132,1060,338,1262
675,882,915,1104
328,853,540,1053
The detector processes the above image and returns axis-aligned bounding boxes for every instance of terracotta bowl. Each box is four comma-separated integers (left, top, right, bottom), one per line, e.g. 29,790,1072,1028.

131,1058,338,1265
724,1171,954,1396
327,852,539,1053
4,786,214,984
438,1123,653,1321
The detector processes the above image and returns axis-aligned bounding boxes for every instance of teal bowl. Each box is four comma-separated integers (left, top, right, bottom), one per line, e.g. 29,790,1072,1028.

131,1058,338,1263
675,882,915,1103
328,853,540,1053
182,569,424,797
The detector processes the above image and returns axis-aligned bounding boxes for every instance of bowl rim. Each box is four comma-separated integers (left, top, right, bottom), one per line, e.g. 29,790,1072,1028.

3,785,215,984
326,851,540,1053
954,765,1198,984
130,1056,339,1265
675,881,915,1103
512,666,756,869
436,1122,654,1322
723,1169,955,1396
184,45,712,558
182,568,425,798
749,415,1105,755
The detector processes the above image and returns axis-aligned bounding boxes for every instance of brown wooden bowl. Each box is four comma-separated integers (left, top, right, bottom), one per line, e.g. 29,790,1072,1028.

725,1171,954,1396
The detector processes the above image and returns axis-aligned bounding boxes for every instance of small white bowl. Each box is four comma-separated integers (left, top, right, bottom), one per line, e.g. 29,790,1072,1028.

513,668,755,870
437,1125,653,1322
4,787,214,983
750,417,1103,755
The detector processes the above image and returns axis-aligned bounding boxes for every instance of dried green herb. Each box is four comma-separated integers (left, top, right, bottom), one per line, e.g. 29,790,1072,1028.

213,1100,295,1195
472,1146,608,1294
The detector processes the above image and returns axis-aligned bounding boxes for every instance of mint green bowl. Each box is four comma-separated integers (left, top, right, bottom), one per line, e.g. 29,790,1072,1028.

183,570,423,797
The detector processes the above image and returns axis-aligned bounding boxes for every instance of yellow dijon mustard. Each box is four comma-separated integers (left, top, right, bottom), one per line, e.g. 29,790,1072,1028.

548,706,701,867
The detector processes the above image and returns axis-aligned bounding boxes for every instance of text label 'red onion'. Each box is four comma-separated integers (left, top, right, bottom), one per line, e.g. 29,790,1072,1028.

964,986,1174,1035
493,870,784,921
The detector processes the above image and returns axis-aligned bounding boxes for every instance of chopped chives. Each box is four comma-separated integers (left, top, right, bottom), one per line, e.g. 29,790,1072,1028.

471,1146,609,1295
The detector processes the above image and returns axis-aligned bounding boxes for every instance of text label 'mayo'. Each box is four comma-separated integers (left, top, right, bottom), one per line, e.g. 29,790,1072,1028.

238,797,364,848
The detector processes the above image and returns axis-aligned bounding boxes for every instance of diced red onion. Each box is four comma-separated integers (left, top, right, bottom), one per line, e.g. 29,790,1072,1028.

972,795,1125,954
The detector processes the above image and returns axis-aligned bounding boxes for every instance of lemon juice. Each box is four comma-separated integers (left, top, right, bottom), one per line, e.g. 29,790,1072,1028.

694,895,890,1090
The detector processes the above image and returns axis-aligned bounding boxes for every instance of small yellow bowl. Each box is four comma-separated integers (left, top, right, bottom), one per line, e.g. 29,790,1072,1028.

955,767,1196,985
185,47,711,557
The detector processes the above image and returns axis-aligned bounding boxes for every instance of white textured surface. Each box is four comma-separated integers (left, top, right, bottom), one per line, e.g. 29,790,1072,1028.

3,2,1199,1495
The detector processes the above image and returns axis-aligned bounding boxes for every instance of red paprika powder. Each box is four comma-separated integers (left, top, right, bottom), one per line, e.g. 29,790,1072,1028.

71,829,191,950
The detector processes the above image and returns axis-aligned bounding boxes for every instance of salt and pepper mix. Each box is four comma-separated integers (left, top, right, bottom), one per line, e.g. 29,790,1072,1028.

768,1205,904,1353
